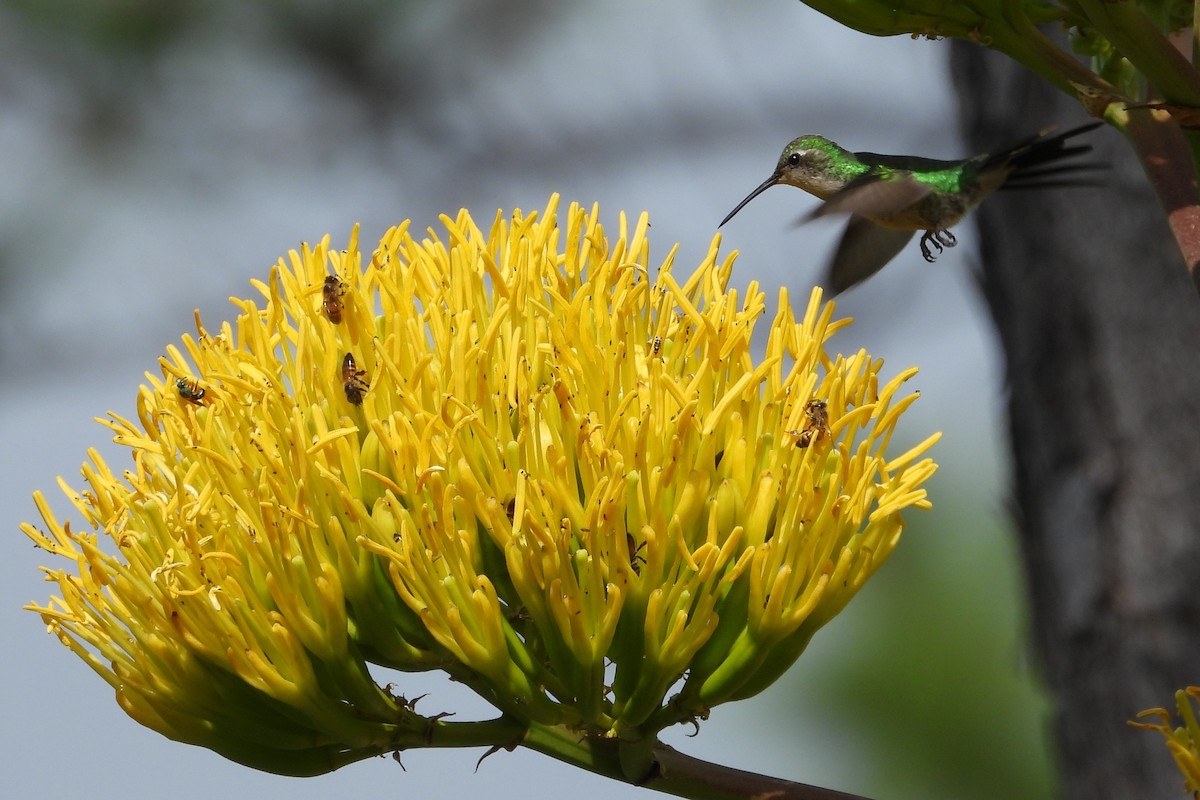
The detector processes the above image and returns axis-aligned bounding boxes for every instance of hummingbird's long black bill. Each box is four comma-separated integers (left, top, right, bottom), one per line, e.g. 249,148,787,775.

719,172,780,227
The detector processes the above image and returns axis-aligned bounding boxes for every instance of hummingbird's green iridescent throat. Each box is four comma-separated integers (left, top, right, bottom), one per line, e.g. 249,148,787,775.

719,122,1104,294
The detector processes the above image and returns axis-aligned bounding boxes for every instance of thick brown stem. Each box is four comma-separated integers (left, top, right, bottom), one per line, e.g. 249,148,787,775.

650,744,872,800
1122,112,1200,291
518,724,875,800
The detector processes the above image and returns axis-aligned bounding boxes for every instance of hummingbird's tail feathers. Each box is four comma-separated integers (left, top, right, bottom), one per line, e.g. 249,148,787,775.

1002,178,1107,191
809,174,932,221
994,121,1105,177
1002,160,1109,190
825,216,915,296
1006,160,1102,180
1018,142,1094,165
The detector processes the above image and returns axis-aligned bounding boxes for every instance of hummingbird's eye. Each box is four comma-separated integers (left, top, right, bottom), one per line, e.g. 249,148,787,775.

787,152,802,166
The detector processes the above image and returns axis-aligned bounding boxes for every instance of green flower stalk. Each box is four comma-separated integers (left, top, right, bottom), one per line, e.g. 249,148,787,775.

23,195,938,792
1133,686,1200,797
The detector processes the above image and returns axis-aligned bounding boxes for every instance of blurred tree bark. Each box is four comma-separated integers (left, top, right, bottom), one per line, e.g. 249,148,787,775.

950,39,1200,800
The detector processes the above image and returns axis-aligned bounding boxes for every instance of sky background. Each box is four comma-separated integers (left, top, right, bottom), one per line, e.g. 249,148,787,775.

1,2,1056,799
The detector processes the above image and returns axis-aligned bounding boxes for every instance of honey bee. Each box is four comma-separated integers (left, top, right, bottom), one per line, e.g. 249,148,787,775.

792,398,831,448
342,352,368,405
176,377,206,405
322,275,347,323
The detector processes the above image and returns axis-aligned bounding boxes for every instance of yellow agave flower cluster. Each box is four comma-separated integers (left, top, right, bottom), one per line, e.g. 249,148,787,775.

23,195,938,775
1134,687,1200,797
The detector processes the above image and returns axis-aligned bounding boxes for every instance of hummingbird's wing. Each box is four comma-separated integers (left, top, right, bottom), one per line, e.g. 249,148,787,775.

808,173,932,221
825,215,915,295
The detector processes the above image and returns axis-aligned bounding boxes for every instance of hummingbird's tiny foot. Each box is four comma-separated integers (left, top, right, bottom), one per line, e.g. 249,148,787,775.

919,231,943,262
919,229,957,262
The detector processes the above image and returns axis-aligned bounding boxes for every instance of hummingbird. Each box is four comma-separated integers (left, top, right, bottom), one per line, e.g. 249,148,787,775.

719,122,1103,294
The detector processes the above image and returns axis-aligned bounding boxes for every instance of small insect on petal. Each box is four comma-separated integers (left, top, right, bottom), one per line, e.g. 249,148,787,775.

322,275,347,324
176,377,207,405
342,352,369,405
791,398,830,448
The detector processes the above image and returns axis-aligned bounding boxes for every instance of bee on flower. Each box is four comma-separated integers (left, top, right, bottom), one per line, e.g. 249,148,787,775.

322,274,347,323
792,398,832,448
342,352,368,405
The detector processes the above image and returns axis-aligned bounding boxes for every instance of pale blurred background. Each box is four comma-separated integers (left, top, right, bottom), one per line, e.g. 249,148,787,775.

0,2,1054,799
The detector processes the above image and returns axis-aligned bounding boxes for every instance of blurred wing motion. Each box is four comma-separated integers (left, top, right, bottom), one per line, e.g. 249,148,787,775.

825,216,915,295
809,174,932,221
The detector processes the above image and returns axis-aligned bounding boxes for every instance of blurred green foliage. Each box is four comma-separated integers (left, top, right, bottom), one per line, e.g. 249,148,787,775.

781,481,1056,800
5,0,198,55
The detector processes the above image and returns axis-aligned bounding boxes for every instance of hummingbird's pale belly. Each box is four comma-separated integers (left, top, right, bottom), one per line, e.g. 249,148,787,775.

868,191,975,233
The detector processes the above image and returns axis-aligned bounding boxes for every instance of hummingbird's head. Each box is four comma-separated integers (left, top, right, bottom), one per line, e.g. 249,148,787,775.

719,135,848,228
773,136,849,197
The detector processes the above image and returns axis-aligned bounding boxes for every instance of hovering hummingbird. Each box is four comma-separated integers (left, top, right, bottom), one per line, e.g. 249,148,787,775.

719,122,1103,294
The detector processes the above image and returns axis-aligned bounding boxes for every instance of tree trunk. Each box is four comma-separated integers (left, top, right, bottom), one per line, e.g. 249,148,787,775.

950,39,1200,800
